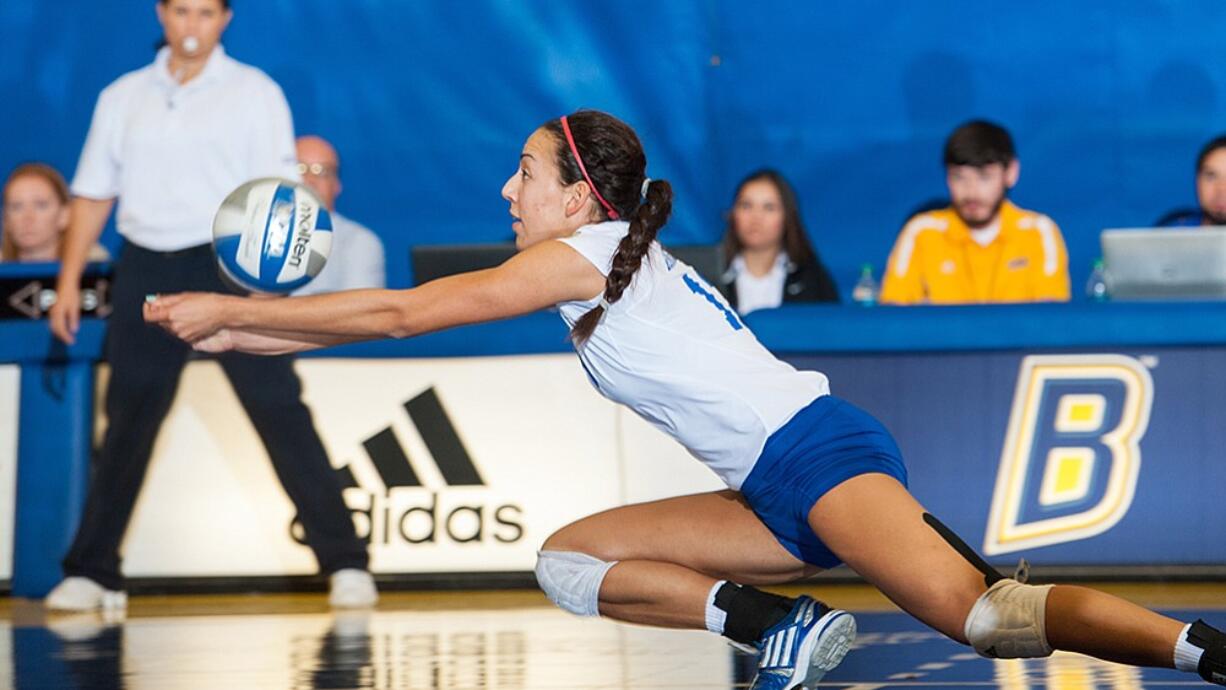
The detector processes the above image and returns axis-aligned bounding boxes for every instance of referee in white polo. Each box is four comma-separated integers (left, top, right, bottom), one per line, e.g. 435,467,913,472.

47,0,374,610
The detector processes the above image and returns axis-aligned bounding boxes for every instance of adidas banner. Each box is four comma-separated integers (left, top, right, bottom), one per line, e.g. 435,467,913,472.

0,365,18,582
100,346,1226,579
113,357,721,578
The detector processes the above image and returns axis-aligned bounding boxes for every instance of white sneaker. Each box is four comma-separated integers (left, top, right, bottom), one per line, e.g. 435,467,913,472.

328,569,378,609
44,577,127,612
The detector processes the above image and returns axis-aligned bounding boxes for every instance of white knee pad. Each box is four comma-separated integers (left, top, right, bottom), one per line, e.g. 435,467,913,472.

963,579,1054,659
534,550,617,617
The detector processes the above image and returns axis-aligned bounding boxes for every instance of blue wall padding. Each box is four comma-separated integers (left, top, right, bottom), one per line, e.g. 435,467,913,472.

1,1,1224,294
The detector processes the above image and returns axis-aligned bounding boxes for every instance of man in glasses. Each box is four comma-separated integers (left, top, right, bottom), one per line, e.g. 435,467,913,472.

293,136,386,295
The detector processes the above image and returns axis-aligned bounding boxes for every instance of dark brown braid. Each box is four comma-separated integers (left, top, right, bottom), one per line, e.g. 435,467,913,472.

541,110,674,343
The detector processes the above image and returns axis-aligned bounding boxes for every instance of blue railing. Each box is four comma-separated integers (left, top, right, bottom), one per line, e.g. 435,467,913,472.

6,300,1226,364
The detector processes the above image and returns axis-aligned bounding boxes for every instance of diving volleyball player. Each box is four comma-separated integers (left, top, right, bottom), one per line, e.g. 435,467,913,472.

146,110,1226,689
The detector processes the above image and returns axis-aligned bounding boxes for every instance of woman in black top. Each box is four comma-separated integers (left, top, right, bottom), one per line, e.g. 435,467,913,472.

718,169,839,313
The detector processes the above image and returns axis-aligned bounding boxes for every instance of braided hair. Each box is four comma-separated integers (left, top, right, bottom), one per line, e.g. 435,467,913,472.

541,111,673,343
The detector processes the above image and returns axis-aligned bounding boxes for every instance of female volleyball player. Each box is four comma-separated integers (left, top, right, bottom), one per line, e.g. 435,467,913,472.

146,110,1226,689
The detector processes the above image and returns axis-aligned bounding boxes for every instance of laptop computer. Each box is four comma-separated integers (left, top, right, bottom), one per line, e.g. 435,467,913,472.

410,242,725,287
1101,226,1226,299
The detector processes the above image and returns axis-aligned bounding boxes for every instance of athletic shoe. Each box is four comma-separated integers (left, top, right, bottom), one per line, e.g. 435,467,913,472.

328,568,378,608
1188,620,1226,685
748,596,856,690
44,577,127,612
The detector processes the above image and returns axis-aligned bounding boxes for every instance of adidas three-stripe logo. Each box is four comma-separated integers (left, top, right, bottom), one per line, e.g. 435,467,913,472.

759,599,816,670
307,386,525,548
335,387,483,490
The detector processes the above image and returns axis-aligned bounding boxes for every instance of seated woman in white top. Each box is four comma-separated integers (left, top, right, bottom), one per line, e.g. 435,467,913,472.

717,169,838,314
1,163,109,263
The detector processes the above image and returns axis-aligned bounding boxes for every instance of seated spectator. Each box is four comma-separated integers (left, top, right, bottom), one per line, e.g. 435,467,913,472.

1,163,109,263
717,169,838,314
293,135,386,294
1158,135,1226,227
881,120,1069,305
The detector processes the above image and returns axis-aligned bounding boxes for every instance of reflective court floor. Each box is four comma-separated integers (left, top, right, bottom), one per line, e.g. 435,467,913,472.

2,582,1224,689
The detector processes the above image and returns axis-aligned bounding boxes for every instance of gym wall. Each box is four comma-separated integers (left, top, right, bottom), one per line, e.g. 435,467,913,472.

1,1,1223,293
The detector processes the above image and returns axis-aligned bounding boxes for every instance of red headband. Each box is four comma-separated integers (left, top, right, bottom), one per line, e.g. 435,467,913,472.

560,115,619,220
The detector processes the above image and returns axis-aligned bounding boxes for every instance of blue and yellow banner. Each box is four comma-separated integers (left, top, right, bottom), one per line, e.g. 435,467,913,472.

790,348,1225,567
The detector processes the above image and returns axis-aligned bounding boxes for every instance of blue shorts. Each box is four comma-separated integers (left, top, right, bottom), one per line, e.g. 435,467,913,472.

739,395,908,569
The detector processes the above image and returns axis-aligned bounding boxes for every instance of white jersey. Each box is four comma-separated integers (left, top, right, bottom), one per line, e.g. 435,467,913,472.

557,221,830,489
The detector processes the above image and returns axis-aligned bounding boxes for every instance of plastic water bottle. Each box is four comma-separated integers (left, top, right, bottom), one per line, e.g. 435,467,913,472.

851,264,879,306
1086,259,1111,302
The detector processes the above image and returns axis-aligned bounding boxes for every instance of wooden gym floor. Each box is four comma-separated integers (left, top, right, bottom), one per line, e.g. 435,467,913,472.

1,582,1223,689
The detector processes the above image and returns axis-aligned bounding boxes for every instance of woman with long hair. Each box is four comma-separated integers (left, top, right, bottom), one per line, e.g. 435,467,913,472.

1,163,108,263
148,110,1226,690
719,169,839,313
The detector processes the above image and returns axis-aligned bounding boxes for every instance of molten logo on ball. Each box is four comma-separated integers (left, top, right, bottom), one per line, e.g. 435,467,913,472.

212,178,333,293
289,199,316,269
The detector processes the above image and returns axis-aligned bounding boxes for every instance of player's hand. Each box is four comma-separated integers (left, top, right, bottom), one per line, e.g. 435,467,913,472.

48,281,82,345
144,292,232,343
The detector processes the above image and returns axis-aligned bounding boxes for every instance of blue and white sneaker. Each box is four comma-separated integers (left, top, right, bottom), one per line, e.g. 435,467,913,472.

748,596,856,690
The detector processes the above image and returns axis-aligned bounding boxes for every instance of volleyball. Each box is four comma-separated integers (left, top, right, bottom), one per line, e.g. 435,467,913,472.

211,178,333,293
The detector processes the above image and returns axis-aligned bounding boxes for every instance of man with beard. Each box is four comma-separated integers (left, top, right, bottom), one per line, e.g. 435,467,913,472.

1160,135,1226,227
880,120,1070,305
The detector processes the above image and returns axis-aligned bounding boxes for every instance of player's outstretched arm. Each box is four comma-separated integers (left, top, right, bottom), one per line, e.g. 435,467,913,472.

144,239,604,353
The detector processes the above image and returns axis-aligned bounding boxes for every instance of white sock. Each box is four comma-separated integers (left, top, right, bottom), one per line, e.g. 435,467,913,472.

704,580,728,635
1175,623,1205,673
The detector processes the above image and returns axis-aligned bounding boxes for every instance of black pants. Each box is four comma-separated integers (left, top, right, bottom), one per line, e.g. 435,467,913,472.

62,243,367,590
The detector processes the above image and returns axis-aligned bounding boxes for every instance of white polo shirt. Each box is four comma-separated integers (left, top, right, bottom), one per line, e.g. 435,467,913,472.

72,46,299,252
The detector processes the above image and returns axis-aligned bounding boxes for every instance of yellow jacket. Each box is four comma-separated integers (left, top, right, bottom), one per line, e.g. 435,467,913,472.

880,201,1070,305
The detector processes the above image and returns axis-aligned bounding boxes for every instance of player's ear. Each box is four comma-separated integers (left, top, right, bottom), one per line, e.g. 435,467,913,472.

563,180,591,218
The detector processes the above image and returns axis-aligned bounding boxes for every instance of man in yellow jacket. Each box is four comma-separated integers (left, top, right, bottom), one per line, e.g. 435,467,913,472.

881,121,1070,305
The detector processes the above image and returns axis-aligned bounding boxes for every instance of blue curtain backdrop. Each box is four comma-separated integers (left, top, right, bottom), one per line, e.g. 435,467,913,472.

1,1,1223,292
